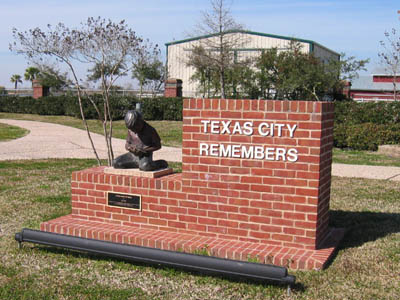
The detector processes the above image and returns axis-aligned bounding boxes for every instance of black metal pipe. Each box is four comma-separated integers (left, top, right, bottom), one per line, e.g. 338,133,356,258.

15,228,295,286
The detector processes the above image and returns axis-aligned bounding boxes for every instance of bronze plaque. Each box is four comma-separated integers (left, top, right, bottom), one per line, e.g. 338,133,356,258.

107,192,141,210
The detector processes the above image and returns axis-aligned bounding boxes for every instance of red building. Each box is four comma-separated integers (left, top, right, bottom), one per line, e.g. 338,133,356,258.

349,74,400,102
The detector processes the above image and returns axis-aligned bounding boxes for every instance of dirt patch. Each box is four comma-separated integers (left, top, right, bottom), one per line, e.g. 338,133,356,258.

378,145,400,157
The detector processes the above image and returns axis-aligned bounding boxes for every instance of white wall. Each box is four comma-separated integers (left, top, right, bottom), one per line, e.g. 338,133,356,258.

167,32,338,97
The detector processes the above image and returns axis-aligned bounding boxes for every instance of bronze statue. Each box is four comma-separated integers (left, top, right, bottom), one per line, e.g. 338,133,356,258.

113,110,168,171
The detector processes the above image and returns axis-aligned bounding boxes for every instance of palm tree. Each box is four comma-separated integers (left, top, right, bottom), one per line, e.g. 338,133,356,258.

24,67,40,85
10,74,23,90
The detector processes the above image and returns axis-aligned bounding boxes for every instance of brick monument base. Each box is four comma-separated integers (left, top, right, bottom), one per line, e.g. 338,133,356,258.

41,214,344,270
41,99,344,270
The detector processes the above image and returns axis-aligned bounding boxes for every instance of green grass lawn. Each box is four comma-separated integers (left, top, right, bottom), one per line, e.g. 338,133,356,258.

333,148,400,167
0,123,29,141
0,159,399,299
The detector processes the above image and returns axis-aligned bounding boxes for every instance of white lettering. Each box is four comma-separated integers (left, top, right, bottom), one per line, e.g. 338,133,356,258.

232,145,241,158
275,124,284,137
198,120,300,163
211,121,219,134
254,146,264,159
287,148,298,162
242,145,254,159
232,122,243,135
265,148,275,160
269,123,274,137
220,144,232,157
287,124,297,138
221,120,231,134
275,148,286,161
199,143,299,163
243,121,253,136
209,144,219,156
258,122,269,136
199,143,209,155
201,120,210,133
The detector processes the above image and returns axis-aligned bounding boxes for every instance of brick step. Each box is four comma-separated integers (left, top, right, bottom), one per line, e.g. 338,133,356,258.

40,215,344,270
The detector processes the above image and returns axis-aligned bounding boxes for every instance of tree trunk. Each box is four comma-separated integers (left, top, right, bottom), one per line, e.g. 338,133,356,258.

68,63,101,165
77,90,101,166
220,69,226,99
105,87,114,165
102,80,115,167
139,81,143,99
219,25,225,99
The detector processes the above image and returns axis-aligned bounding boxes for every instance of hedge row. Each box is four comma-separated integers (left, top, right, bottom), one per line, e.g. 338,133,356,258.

334,100,400,125
333,101,400,150
0,95,183,121
334,123,400,151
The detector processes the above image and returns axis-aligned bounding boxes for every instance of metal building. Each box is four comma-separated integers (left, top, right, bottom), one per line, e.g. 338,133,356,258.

165,30,340,97
349,74,400,102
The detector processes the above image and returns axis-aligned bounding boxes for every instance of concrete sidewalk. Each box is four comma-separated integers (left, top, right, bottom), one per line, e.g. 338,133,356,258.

1,119,400,181
0,119,181,163
332,163,400,181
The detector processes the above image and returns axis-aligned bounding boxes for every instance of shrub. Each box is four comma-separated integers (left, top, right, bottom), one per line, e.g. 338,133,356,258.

0,96,37,114
376,124,400,145
334,100,400,125
139,97,183,121
161,97,183,121
345,123,379,151
0,86,7,95
333,124,349,148
35,96,66,115
140,98,164,120
334,100,356,125
63,95,83,118
333,101,400,151
334,122,400,151
109,96,136,120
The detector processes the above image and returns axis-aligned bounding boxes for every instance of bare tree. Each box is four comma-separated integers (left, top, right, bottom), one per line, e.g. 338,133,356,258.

190,0,246,98
379,28,400,101
10,17,147,165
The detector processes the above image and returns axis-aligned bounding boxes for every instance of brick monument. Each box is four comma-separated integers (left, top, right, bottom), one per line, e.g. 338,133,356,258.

41,99,344,270
32,79,49,99
164,78,182,98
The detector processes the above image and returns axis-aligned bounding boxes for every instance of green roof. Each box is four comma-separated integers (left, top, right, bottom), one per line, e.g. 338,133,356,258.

165,29,340,57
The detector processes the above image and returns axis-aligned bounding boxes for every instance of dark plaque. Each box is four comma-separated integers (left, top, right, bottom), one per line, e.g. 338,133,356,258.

107,192,141,210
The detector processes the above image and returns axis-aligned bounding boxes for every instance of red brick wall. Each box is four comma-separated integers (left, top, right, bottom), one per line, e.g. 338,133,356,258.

71,167,183,229
182,99,334,250
164,79,182,97
71,99,334,250
32,80,49,99
164,87,177,98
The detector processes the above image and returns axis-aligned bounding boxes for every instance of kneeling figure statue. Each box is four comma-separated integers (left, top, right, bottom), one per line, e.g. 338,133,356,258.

113,110,168,171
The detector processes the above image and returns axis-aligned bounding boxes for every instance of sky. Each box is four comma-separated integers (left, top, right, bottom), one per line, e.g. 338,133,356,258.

0,0,399,88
